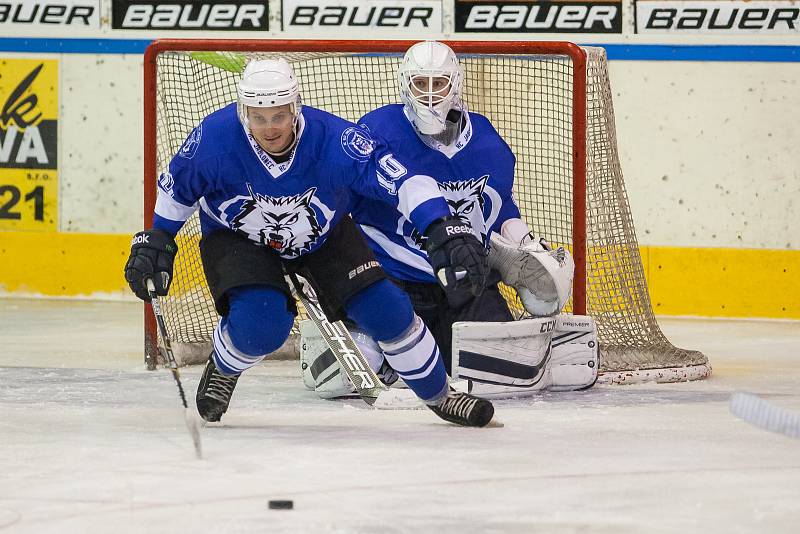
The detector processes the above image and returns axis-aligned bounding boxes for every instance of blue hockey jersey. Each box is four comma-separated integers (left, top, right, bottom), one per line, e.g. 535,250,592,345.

351,104,521,283
153,104,450,259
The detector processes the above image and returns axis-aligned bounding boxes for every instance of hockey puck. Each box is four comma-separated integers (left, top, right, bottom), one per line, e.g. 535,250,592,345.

268,500,294,510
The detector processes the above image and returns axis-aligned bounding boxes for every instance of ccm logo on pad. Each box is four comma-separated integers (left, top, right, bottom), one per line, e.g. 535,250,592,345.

540,320,557,333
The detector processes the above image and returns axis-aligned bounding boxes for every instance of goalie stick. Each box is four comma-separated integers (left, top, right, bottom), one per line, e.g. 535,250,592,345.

730,392,800,440
288,273,421,410
147,279,203,459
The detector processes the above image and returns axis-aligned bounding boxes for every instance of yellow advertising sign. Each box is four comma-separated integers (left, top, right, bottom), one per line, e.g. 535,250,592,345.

0,58,58,231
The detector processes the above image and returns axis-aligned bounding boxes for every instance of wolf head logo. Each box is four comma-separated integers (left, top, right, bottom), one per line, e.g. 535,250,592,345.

231,185,322,258
439,175,489,237
407,175,490,249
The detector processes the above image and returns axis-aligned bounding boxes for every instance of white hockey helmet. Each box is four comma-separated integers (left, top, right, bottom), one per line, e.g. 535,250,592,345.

398,41,464,135
237,58,302,129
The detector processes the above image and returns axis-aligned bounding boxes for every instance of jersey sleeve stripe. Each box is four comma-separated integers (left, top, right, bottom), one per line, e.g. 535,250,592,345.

199,198,228,227
359,224,434,277
396,174,450,232
155,191,198,222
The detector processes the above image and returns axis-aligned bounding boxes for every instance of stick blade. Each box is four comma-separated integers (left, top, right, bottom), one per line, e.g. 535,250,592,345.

370,389,425,410
184,409,204,459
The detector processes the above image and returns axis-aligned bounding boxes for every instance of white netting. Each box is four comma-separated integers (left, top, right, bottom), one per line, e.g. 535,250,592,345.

146,43,709,383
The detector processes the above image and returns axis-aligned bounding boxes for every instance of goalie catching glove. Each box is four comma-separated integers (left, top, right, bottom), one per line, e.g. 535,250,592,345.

424,216,490,308
488,231,574,317
124,228,178,301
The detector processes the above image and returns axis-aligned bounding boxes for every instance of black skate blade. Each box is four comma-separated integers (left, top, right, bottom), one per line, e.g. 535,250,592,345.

485,416,504,428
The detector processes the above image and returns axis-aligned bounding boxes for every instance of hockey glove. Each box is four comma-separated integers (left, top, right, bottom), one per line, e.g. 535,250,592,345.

124,228,178,302
424,216,489,308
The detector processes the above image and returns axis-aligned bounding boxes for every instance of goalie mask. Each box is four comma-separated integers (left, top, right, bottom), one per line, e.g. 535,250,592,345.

398,41,464,137
237,58,302,146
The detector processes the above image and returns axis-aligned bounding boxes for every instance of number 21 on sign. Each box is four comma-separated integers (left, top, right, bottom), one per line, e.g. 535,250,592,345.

0,170,56,231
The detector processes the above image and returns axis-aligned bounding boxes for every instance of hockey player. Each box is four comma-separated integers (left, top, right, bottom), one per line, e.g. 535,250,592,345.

302,41,599,399
124,58,497,427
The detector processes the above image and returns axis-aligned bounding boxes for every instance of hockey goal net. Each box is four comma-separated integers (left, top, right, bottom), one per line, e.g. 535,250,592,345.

143,39,710,384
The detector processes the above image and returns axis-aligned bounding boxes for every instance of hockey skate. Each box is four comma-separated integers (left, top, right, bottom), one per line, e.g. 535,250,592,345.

428,389,497,427
196,354,240,422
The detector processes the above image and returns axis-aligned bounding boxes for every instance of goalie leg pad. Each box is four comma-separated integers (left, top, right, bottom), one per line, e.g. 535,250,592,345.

547,315,599,391
451,317,556,391
300,320,389,399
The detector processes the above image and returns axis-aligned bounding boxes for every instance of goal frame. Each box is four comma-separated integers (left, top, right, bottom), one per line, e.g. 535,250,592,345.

142,39,588,369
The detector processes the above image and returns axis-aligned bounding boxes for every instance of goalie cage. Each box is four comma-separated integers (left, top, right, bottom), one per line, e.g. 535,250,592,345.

142,39,711,385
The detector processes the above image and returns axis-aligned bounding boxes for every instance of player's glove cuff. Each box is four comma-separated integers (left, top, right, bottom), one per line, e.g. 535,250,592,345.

424,216,474,250
124,228,178,302
424,216,489,307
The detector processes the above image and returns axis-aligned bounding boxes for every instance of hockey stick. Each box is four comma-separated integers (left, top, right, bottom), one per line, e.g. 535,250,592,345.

287,273,422,410
730,392,800,440
147,279,204,458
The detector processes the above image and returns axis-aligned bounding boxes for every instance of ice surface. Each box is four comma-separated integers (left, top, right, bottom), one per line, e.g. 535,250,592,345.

1,299,799,533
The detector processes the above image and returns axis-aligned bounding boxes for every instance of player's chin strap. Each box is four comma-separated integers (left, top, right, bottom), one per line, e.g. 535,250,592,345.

266,131,297,158
488,231,575,317
451,315,599,397
427,108,466,147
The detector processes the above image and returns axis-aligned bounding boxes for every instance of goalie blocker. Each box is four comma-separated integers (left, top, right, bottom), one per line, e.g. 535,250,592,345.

301,314,599,399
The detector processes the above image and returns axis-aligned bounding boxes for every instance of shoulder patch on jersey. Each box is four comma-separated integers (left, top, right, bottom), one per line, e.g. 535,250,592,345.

157,171,174,194
178,124,202,160
340,126,375,162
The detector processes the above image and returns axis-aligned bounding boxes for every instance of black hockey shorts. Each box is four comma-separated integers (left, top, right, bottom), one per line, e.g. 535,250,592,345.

199,216,387,322
394,272,514,375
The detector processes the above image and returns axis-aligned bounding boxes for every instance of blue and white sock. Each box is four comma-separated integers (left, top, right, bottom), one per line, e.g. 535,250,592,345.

211,319,269,376
378,316,448,403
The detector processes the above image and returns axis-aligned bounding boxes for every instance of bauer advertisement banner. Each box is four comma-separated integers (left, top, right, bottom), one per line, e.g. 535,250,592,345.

454,0,623,33
111,0,269,30
0,59,58,232
0,1,100,28
281,0,442,31
635,0,800,33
